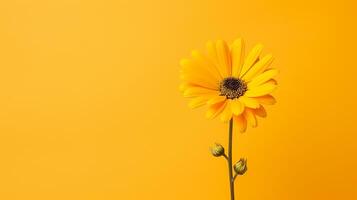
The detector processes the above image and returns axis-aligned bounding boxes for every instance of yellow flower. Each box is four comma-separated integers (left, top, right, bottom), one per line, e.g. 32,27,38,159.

180,39,278,133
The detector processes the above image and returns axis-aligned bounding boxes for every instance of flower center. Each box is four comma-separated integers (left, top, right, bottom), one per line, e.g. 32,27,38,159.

219,77,247,99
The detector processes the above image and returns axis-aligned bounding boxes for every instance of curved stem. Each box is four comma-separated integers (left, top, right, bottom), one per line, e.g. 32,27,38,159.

228,118,235,200
223,154,229,161
233,174,238,181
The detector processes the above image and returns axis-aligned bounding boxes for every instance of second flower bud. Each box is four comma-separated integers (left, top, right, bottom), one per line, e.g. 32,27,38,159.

210,143,225,157
234,158,248,175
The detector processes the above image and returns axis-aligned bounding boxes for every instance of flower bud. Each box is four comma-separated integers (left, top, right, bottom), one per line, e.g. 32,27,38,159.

234,158,247,175
210,143,225,157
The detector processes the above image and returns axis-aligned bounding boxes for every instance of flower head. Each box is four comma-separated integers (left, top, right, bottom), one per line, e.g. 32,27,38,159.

180,38,278,132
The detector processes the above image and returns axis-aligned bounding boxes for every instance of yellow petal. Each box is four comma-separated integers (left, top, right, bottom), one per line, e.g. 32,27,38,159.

248,68,279,88
206,41,228,77
231,99,244,115
245,82,277,97
179,83,189,92
188,95,212,109
191,50,222,81
206,101,226,119
207,95,226,105
216,40,232,76
244,109,257,127
253,95,276,105
180,73,219,90
242,54,274,81
253,105,267,118
231,38,245,77
240,96,260,109
180,58,196,73
233,115,247,133
180,58,209,77
240,44,263,77
181,61,217,83
266,79,278,85
183,87,218,98
180,59,220,89
220,100,233,122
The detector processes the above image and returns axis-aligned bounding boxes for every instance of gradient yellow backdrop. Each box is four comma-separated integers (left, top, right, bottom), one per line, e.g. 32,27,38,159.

1,0,356,199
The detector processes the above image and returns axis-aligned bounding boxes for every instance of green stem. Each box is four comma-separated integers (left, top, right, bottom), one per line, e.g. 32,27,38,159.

228,118,235,200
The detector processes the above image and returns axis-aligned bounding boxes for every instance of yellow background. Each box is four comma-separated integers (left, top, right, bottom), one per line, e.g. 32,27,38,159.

0,0,356,199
